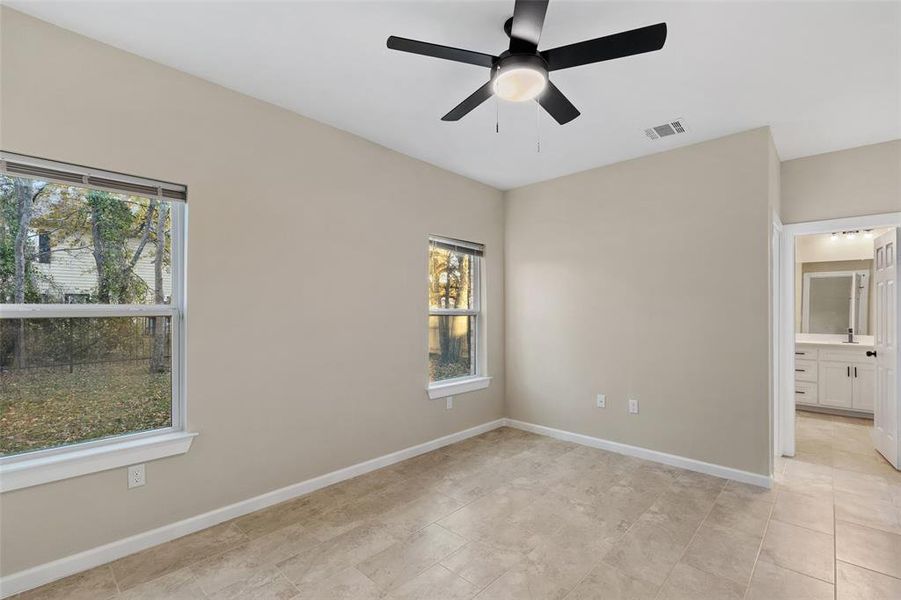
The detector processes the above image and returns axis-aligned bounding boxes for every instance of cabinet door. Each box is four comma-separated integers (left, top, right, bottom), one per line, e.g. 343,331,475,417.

852,363,875,411
819,361,853,408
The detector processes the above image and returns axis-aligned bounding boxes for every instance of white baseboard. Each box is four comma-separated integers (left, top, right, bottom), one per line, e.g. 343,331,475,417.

1,416,772,597
504,418,772,489
0,418,506,598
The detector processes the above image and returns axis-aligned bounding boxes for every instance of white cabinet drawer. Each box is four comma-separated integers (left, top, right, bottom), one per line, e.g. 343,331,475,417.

794,346,819,361
820,346,874,363
795,381,818,405
794,359,818,383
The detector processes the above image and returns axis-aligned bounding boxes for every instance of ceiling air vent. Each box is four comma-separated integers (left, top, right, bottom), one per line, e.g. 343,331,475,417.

645,119,686,140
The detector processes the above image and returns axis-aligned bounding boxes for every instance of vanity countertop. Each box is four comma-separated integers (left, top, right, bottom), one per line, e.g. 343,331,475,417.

796,334,874,348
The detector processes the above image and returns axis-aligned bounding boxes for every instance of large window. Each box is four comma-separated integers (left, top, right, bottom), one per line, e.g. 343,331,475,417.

0,153,186,464
428,236,483,384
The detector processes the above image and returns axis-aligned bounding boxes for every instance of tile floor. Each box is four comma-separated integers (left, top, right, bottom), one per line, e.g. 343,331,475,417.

15,415,901,599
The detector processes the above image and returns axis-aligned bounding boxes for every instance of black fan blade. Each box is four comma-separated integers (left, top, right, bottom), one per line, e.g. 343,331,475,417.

540,23,667,71
387,36,495,68
509,0,549,52
442,81,494,121
537,82,580,124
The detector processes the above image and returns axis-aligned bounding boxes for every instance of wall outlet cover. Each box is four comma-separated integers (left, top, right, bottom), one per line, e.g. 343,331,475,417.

128,464,146,489
446,396,453,410
628,398,639,414
596,393,606,408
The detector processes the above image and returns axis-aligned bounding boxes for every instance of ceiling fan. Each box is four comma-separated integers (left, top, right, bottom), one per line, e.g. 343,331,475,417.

387,0,667,125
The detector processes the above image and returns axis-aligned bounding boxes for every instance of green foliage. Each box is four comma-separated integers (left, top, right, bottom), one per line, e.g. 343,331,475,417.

1,175,175,454
0,177,43,303
0,178,15,302
1,174,168,305
87,190,150,303
0,316,167,370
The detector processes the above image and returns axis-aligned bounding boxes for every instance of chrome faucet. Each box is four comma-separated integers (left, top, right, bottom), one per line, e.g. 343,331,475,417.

847,328,855,344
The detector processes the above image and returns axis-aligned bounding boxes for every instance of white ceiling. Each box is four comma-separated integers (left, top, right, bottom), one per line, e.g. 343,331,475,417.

9,1,901,190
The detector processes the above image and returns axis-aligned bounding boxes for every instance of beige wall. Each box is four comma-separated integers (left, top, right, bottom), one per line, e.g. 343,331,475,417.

796,232,883,263
769,134,782,219
0,8,505,575
505,128,774,476
781,140,901,224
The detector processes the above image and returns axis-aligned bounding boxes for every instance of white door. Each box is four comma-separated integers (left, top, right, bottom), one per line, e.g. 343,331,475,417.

872,228,899,469
852,363,875,411
819,361,853,408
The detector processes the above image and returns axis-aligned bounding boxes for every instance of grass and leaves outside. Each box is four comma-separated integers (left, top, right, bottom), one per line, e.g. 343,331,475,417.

0,361,170,455
429,354,472,382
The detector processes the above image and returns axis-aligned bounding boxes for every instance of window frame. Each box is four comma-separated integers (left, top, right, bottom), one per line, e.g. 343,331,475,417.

427,236,491,399
0,153,194,492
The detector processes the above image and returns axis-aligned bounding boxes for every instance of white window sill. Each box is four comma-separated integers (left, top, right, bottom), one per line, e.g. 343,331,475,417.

428,376,492,400
0,431,197,493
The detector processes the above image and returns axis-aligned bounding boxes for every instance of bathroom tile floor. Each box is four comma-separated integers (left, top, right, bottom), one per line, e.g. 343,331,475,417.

14,415,901,599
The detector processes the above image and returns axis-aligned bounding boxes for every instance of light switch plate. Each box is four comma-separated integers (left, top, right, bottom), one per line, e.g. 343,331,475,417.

128,464,145,488
596,393,606,408
628,398,639,414
446,396,453,410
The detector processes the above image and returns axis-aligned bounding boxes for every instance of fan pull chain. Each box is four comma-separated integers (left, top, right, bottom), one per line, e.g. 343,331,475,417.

495,96,499,134
536,102,541,153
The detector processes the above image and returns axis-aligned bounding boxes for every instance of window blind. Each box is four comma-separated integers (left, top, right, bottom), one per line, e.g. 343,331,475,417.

0,151,187,201
429,235,484,257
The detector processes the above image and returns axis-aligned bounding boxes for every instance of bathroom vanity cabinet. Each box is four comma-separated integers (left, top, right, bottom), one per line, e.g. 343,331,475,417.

795,341,875,414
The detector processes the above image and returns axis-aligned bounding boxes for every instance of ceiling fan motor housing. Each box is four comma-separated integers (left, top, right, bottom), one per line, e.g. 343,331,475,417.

492,52,548,79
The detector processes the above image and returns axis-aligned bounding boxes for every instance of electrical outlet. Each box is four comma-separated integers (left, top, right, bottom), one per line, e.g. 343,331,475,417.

628,398,639,414
596,393,606,408
446,396,453,410
128,464,145,489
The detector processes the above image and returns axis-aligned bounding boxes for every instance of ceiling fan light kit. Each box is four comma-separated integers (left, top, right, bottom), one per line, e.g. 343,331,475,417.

492,55,548,102
387,0,667,125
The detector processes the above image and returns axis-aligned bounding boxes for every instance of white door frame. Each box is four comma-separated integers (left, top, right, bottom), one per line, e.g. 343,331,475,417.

777,211,901,458
771,215,783,465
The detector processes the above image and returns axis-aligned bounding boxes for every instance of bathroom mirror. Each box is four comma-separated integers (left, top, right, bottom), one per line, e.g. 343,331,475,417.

802,268,871,335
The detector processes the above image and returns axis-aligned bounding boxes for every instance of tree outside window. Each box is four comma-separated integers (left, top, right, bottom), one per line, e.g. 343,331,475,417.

428,238,482,382
1,173,181,456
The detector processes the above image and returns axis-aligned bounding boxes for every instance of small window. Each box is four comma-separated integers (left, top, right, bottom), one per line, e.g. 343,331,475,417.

37,232,51,264
428,236,483,383
1,159,185,459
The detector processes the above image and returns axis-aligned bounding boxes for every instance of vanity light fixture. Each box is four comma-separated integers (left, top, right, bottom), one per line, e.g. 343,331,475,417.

846,230,857,240
830,232,839,241
863,229,875,239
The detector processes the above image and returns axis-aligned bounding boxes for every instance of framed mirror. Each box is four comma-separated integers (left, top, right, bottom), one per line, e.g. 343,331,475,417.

801,270,870,335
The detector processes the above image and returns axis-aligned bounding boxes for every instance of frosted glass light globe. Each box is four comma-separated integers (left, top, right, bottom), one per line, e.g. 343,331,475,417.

493,67,547,102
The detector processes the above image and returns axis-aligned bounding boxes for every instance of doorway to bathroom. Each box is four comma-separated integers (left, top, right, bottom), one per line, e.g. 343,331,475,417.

776,212,901,473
